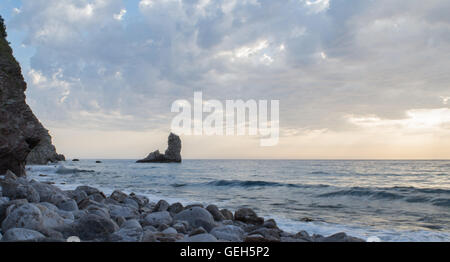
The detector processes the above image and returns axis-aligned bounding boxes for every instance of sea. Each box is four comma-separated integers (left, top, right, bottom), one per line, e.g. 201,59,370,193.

26,159,450,242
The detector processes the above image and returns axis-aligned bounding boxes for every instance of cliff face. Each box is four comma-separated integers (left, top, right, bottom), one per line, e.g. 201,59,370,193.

0,17,63,176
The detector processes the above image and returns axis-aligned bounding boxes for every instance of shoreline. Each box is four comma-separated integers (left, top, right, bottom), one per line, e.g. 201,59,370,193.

0,170,365,242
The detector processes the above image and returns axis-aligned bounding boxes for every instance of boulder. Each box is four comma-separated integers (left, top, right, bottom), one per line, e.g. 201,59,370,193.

73,214,119,241
220,209,234,220
29,180,67,204
2,228,46,242
0,172,40,203
109,190,128,203
206,205,225,221
210,225,245,242
109,220,143,242
57,199,78,212
234,208,264,225
180,233,218,242
136,133,182,163
144,211,173,227
318,232,365,242
2,203,44,232
153,200,169,212
168,202,184,215
35,203,66,230
109,204,139,220
173,207,216,232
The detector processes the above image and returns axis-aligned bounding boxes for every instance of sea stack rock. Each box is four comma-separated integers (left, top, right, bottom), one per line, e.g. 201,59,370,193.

0,17,64,176
137,133,182,163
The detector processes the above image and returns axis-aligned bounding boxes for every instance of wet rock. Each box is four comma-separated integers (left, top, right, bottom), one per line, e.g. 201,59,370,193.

144,211,173,227
263,219,278,229
2,228,46,242
206,205,225,221
0,172,40,203
174,207,216,232
234,208,264,225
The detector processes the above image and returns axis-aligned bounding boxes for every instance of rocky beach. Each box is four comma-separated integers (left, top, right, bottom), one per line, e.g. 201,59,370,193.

0,169,365,242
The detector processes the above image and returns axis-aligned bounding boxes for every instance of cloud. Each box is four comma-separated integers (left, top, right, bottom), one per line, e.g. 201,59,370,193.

4,0,450,158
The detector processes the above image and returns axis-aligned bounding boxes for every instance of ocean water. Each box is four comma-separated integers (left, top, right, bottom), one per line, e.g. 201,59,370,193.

26,159,450,242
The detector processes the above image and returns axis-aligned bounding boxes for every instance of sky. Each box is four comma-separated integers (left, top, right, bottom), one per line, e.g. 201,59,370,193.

1,0,450,159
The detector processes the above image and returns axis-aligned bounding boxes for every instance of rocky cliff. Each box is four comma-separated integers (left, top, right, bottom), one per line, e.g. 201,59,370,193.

0,16,64,176
137,133,182,163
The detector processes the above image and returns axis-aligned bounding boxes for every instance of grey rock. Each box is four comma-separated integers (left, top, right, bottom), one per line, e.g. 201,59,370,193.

109,204,139,220
206,205,225,221
189,227,207,236
180,233,218,242
109,190,128,203
121,219,142,230
153,200,169,212
57,199,78,212
0,172,40,202
168,202,184,214
220,209,234,220
174,207,216,232
35,203,66,230
234,208,264,225
129,193,149,208
248,227,281,242
123,197,139,209
29,180,67,204
109,221,143,242
75,185,101,196
73,214,119,241
318,232,365,242
144,211,173,227
2,228,45,242
210,225,245,242
66,189,88,204
172,222,188,234
2,203,44,232
162,227,177,234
